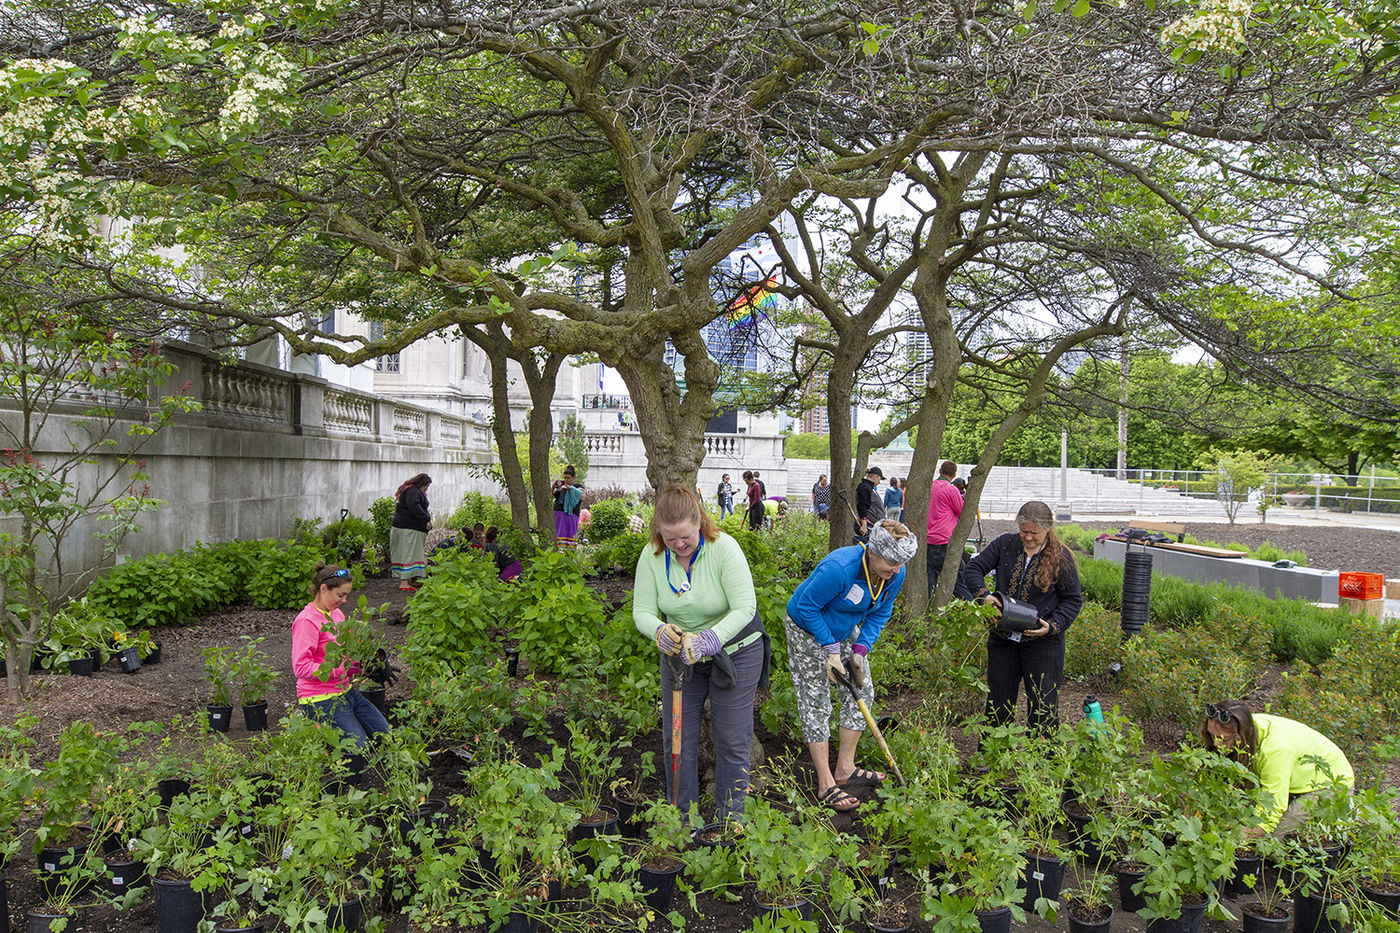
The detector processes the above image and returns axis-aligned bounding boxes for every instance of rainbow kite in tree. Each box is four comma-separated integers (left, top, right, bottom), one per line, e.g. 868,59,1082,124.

725,274,779,329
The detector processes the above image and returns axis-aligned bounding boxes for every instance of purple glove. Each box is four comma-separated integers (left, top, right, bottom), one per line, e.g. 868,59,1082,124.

655,622,683,656
681,629,723,665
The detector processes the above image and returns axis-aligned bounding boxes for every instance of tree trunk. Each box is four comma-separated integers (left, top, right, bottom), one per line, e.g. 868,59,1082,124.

521,355,565,545
480,334,535,547
614,339,717,490
1117,334,1130,481
825,348,859,551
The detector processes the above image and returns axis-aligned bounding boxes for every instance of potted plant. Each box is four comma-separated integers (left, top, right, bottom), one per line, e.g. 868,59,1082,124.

132,787,227,933
1238,865,1292,933
738,794,848,923
608,751,656,836
34,722,122,899
564,720,622,856
1349,782,1400,915
26,850,102,933
632,799,690,914
320,598,392,713
1010,731,1072,917
89,749,161,904
1061,867,1116,933
231,637,277,732
923,800,1026,933
41,600,113,676
203,645,236,733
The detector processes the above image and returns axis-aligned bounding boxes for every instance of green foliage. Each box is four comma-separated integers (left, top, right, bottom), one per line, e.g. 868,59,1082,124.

590,532,647,575
369,496,395,551
1197,448,1283,525
583,497,630,542
1121,606,1273,732
1055,522,1104,555
509,550,609,676
321,514,375,564
402,549,507,678
1064,602,1124,682
783,432,831,460
1274,620,1400,765
1077,556,1351,664
447,491,529,557
244,540,335,610
85,551,208,628
766,510,829,578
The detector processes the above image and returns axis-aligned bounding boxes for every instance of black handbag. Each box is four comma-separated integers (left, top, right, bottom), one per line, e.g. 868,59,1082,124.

994,591,1040,634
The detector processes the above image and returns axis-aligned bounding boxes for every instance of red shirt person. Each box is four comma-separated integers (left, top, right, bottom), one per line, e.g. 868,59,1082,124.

925,460,964,595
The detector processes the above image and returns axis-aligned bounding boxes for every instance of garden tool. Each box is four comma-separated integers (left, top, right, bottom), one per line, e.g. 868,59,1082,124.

334,507,350,544
830,664,906,787
667,655,691,807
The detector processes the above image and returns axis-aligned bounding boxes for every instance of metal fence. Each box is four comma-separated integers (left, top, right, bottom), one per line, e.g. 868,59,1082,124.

1078,467,1400,516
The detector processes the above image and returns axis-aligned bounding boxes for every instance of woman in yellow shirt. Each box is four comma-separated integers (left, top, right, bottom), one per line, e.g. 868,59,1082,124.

1201,700,1353,837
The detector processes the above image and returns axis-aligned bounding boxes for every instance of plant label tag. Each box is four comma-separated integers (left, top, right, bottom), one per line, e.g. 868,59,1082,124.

113,876,125,884
43,862,55,871
845,584,864,605
1009,632,1023,643
1033,871,1045,881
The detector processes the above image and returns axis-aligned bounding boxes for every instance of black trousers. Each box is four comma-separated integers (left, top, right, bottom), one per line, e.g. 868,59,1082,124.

986,632,1064,735
747,502,765,530
926,543,948,597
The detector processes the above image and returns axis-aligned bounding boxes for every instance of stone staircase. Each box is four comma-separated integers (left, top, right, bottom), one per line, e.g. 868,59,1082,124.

782,459,1227,518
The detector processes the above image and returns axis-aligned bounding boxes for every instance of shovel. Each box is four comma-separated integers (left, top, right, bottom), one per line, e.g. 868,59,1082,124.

667,655,691,807
830,664,907,787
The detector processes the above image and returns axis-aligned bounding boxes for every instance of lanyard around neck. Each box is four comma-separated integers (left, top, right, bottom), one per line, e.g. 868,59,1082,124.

860,548,885,604
665,538,703,595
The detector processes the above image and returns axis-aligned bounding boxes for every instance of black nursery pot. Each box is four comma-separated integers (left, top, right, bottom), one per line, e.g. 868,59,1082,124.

638,858,683,912
1361,881,1400,916
155,877,209,933
1230,851,1264,895
1068,905,1115,933
1115,862,1148,914
103,853,148,898
145,640,163,664
976,906,1013,933
206,705,233,733
158,778,191,808
324,896,364,933
360,686,386,714
1294,891,1346,933
26,908,74,933
488,913,537,933
215,923,265,933
1145,900,1206,933
117,646,142,673
754,893,813,923
505,647,520,677
36,845,92,900
1,871,9,933
1022,853,1065,913
241,701,268,732
1242,904,1292,933
68,656,95,677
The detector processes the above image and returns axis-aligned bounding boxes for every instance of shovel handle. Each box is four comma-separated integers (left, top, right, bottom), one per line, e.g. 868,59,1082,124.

831,667,907,787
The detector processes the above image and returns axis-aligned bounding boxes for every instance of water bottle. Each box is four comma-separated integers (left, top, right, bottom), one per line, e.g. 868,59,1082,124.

1083,694,1104,724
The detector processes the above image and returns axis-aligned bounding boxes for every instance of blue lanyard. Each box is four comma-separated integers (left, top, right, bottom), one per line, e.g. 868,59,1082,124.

664,538,703,595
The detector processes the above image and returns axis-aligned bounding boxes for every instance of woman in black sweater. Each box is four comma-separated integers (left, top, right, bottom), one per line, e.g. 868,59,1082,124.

959,500,1082,734
390,473,432,591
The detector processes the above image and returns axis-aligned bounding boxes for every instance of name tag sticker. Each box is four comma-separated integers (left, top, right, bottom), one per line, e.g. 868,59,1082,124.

844,585,864,605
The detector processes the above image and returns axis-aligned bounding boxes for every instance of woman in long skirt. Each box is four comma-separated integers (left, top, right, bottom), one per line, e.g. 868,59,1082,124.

390,473,432,590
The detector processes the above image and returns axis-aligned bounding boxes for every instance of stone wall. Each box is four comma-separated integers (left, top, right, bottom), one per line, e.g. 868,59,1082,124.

0,340,498,590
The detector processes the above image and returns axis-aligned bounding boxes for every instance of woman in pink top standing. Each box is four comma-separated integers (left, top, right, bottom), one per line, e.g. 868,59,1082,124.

292,563,390,752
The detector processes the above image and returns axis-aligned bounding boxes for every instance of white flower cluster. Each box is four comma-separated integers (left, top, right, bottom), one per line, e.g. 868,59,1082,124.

116,16,209,55
1162,0,1251,53
84,95,168,144
218,49,298,133
4,156,112,249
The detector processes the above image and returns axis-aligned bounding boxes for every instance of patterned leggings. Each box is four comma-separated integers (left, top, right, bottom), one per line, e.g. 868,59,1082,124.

784,616,875,743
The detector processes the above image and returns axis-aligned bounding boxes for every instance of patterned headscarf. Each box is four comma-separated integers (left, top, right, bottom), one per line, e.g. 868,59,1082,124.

867,521,917,565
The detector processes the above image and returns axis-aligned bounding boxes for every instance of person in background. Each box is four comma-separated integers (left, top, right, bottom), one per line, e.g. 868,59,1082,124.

484,525,521,581
926,460,964,597
763,495,787,530
811,474,831,520
632,485,764,822
854,466,884,542
293,563,392,760
390,473,432,591
471,522,486,549
743,470,765,531
959,500,1082,735
1201,700,1354,838
628,512,648,535
785,521,917,811
754,470,767,499
717,474,735,519
552,466,584,549
884,477,904,522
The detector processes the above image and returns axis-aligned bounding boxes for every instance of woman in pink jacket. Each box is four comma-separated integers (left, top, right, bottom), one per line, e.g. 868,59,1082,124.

292,563,390,750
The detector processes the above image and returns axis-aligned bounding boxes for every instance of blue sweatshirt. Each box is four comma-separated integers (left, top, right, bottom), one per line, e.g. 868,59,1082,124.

786,546,905,652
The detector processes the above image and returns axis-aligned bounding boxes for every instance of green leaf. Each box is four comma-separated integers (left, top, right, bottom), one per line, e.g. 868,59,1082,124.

1070,0,1090,16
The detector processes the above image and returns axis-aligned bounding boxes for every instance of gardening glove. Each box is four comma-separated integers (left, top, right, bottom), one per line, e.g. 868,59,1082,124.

655,622,684,656
680,629,722,666
368,648,399,685
824,646,848,684
849,645,868,689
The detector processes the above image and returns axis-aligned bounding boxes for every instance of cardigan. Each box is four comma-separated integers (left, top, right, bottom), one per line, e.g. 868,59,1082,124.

959,532,1083,635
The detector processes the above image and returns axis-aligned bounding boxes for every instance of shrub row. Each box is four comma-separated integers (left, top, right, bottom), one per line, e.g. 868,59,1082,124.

1076,556,1352,665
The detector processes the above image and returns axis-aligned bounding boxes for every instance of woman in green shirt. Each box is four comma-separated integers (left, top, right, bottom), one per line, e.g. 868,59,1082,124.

1202,700,1354,837
634,484,765,823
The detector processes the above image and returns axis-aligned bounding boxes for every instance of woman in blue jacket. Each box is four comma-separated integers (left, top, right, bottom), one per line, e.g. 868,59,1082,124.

785,520,917,812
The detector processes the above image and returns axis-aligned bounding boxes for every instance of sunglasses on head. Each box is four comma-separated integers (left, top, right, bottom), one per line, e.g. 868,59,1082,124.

1205,703,1234,725
328,568,350,579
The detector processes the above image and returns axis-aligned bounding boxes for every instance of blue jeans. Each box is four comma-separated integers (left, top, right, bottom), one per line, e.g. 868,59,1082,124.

720,500,733,518
303,689,390,749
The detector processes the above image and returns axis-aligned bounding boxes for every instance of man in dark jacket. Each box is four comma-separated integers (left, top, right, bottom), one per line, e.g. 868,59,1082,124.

853,467,884,542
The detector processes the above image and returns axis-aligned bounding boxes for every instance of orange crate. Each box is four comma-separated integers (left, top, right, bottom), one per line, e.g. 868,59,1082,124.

1339,572,1384,601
